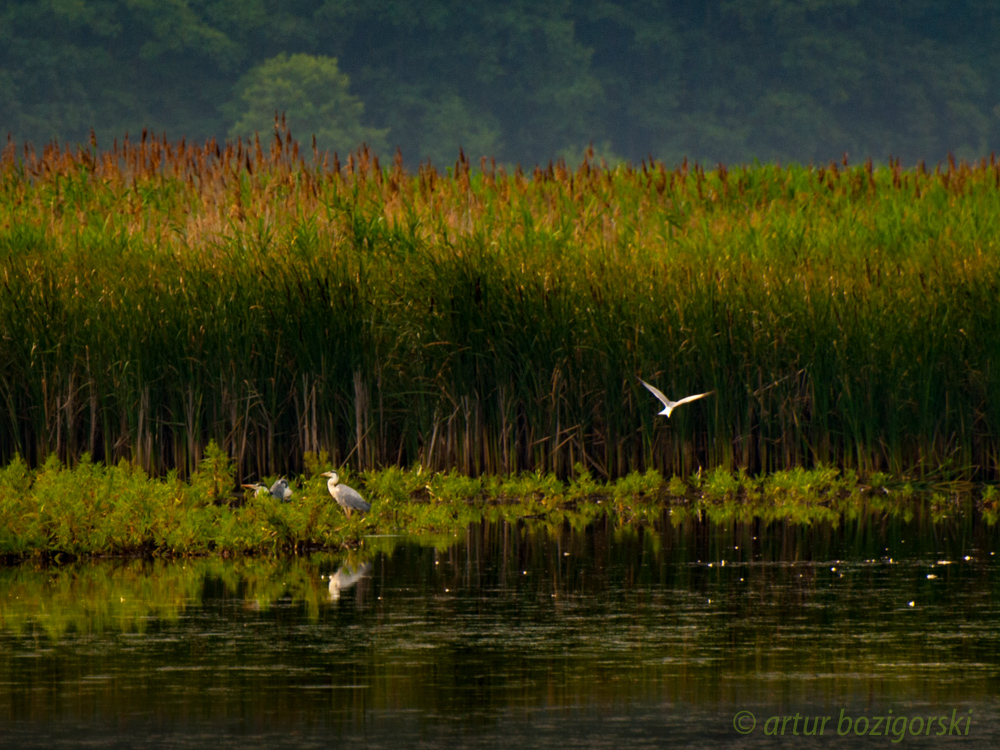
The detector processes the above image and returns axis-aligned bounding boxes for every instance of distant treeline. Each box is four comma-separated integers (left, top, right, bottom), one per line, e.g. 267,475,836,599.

2,0,999,166
2,133,1000,480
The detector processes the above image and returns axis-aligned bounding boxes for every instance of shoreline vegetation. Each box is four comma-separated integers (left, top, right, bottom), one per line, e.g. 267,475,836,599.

0,444,996,560
3,130,1000,495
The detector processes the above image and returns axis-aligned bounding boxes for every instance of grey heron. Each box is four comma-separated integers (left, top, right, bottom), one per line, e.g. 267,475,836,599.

241,478,293,502
321,471,371,517
639,378,714,417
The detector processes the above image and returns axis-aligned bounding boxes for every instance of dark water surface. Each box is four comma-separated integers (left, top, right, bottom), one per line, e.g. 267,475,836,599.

2,513,999,748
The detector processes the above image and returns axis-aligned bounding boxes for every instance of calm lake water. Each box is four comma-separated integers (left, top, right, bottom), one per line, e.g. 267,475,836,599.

2,511,999,748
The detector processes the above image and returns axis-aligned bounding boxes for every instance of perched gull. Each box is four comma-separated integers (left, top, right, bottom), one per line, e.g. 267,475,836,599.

639,378,714,417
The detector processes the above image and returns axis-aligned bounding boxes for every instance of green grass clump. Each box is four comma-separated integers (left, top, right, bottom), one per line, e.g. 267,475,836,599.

0,455,993,559
2,134,1000,481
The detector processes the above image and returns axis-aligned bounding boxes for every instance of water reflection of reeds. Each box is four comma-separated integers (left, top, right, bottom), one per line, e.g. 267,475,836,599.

2,514,995,678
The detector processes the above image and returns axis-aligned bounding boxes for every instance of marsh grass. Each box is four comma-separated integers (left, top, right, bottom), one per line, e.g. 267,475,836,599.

2,134,1000,480
0,449,991,558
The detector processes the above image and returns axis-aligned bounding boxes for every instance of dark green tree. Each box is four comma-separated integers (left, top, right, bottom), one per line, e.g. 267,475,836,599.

224,53,388,155
314,0,606,165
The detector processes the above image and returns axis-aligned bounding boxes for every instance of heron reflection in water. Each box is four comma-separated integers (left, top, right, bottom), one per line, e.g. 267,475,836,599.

241,478,293,502
328,561,372,601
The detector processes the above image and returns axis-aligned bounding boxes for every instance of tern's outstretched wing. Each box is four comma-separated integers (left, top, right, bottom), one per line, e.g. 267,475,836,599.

672,391,714,407
638,378,673,408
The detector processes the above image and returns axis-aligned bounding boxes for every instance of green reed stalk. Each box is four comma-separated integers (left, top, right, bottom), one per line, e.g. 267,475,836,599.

2,135,1000,480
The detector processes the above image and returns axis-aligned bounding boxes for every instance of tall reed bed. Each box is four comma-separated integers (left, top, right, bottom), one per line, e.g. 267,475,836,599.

2,133,1000,480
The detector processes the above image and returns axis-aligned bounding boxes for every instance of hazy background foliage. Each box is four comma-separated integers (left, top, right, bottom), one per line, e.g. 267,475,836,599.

2,0,999,166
